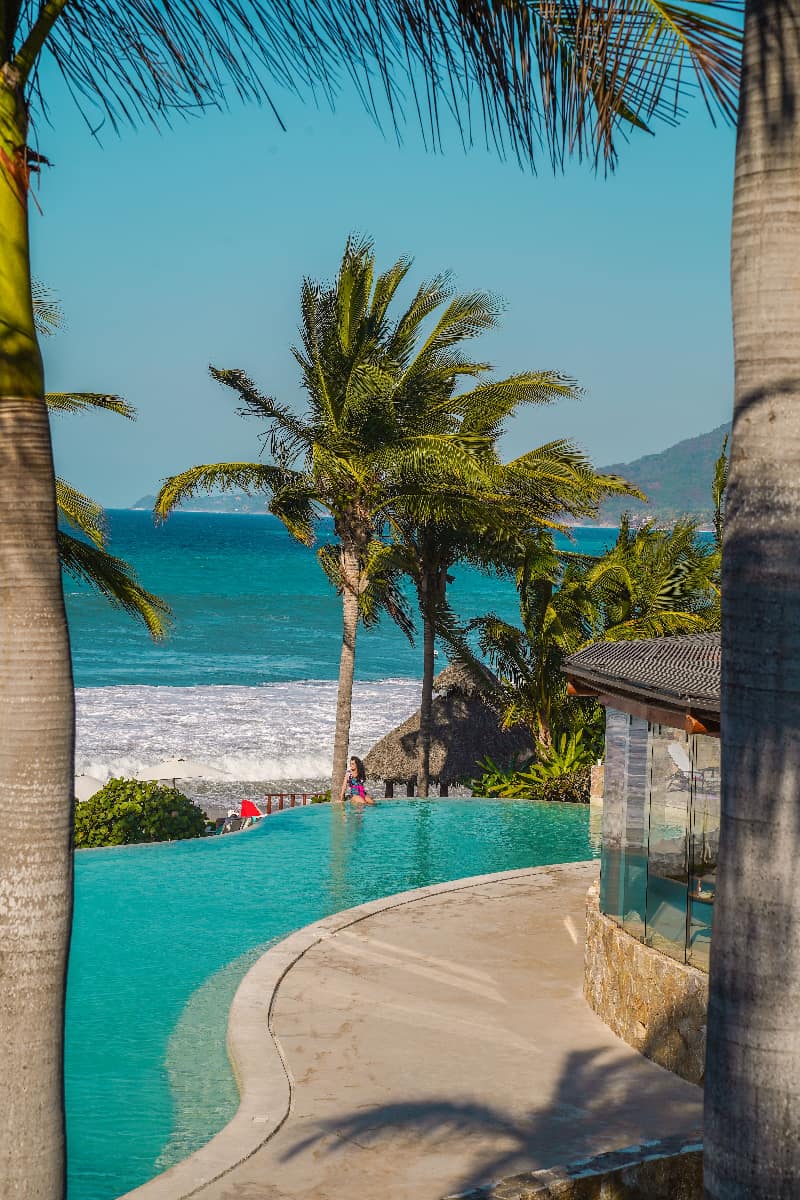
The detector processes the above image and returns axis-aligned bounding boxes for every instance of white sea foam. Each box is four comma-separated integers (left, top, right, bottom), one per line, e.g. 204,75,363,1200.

75,678,421,787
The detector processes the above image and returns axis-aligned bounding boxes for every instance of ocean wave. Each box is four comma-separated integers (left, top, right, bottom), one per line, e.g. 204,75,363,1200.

75,679,421,785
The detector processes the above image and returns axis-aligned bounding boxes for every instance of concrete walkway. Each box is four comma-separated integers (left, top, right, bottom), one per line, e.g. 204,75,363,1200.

188,862,701,1200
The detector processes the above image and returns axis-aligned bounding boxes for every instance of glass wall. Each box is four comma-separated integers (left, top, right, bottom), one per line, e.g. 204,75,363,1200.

687,736,720,970
599,708,720,970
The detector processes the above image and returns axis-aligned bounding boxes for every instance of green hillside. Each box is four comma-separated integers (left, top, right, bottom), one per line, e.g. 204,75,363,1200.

594,422,730,527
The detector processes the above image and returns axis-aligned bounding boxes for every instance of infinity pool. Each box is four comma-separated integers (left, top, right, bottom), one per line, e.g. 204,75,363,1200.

67,799,599,1199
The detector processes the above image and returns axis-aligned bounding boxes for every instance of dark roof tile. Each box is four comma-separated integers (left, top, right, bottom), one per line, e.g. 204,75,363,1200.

564,633,720,715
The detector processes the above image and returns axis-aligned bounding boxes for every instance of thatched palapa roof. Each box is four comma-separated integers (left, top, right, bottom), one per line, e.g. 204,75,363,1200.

364,662,535,785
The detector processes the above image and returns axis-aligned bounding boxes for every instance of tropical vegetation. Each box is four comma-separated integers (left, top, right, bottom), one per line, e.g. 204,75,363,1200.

34,286,170,636
470,732,594,804
157,238,478,793
474,444,726,755
157,237,626,799
73,779,207,848
377,437,635,796
50,394,170,637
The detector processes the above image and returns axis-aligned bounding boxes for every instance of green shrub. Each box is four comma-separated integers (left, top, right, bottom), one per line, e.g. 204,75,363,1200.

469,755,590,804
523,731,595,782
74,778,208,848
310,790,331,804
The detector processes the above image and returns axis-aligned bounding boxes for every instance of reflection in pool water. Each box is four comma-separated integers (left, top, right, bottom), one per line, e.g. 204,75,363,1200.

67,799,597,1199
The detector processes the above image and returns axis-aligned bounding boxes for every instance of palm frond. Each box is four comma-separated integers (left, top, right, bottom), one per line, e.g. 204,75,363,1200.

32,279,63,337
45,392,135,419
56,478,106,548
155,462,293,520
457,371,582,435
359,541,416,641
209,367,311,463
268,479,318,546
58,530,171,640
402,291,502,379
712,433,728,547
317,540,416,641
12,0,741,174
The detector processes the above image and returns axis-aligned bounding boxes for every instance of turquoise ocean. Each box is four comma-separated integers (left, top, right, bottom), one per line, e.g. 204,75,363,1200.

69,511,619,802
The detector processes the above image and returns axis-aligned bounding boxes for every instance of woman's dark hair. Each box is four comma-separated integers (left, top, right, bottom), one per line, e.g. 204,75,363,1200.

350,756,366,783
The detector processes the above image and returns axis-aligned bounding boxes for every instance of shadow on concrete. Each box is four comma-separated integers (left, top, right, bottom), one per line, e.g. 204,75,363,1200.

277,1010,702,1198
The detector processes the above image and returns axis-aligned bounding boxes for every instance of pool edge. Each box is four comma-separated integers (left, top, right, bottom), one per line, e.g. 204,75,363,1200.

118,862,598,1200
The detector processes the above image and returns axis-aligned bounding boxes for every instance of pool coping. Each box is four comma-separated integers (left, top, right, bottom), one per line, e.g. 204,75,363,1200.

119,862,594,1200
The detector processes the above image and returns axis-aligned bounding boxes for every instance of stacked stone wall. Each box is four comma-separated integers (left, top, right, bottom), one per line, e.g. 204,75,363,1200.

583,882,708,1084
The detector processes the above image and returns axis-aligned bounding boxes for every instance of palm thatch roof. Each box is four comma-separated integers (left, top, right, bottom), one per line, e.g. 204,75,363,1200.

364,662,535,785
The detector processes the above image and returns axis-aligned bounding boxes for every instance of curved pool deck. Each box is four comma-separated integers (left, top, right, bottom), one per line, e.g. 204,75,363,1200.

121,862,702,1200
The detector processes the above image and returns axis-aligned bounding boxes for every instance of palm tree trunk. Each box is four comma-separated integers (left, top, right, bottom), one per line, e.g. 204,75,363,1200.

0,79,74,1200
417,597,436,798
705,4,800,1195
330,542,359,797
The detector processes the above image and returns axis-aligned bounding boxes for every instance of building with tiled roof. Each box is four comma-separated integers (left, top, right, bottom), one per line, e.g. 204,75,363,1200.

563,633,720,1084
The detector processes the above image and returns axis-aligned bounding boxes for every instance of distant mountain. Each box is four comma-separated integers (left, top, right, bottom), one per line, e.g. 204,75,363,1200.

131,422,731,525
593,422,730,528
130,492,268,514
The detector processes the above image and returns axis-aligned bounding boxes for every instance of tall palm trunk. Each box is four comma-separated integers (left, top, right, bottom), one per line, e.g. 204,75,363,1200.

417,560,446,798
0,76,75,1200
705,4,800,1195
331,542,360,797
417,600,436,797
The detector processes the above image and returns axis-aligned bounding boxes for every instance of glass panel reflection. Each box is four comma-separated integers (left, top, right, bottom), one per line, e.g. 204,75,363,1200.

644,725,690,962
621,717,649,940
688,734,720,970
599,708,628,923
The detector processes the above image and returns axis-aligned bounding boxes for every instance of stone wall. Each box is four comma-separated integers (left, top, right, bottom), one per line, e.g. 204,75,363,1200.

583,883,708,1085
445,1134,703,1199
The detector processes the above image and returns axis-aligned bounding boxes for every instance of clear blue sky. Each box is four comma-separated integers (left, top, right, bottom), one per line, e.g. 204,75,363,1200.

36,70,735,509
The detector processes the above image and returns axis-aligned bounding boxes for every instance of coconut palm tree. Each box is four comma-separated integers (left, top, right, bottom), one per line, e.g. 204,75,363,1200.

383,440,637,795
475,514,720,755
582,513,720,640
471,535,594,750
157,238,505,796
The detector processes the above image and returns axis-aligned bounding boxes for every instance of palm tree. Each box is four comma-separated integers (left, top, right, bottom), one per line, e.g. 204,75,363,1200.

471,535,596,750
582,513,720,640
157,238,502,796
384,440,637,795
475,514,720,756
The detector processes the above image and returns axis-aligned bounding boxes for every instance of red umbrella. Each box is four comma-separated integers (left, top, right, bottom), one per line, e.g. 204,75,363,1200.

240,798,263,819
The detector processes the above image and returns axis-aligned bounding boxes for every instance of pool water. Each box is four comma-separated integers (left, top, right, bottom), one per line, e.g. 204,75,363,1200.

67,799,599,1199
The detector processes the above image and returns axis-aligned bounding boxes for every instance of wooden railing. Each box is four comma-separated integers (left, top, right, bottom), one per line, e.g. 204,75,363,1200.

260,792,324,815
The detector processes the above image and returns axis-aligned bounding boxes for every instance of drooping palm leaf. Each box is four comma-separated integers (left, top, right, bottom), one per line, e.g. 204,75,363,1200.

45,392,135,419
154,462,296,520
55,478,106,549
31,278,63,337
58,530,171,640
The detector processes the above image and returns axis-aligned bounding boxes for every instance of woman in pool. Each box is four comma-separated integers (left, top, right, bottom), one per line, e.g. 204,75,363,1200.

339,756,375,805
